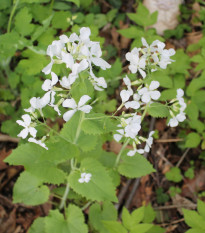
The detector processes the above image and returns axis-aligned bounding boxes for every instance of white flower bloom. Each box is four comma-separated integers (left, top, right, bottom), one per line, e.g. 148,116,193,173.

124,115,141,139
120,90,133,103
168,112,186,127
62,95,92,121
78,172,92,183
126,48,146,78
127,148,144,156
42,72,58,92
16,114,37,139
28,137,48,150
138,81,161,103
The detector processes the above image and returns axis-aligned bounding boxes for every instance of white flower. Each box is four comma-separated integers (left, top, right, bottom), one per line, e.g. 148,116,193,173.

62,95,92,121
28,137,48,150
92,76,107,91
138,81,161,103
78,172,92,183
176,88,184,99
113,129,125,142
59,76,75,89
120,90,133,103
168,112,186,127
125,93,140,110
16,114,37,139
126,48,146,78
144,131,155,152
124,115,141,139
42,72,58,92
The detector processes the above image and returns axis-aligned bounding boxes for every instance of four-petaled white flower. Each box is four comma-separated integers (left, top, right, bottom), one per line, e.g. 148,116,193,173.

78,172,92,183
62,95,92,122
28,137,48,150
16,114,37,139
138,81,161,103
126,48,146,78
124,115,142,139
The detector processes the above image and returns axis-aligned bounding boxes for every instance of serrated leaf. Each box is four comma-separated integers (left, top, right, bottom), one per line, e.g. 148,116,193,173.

182,208,205,230
89,202,117,233
118,153,155,178
13,171,49,205
103,221,127,233
68,158,117,202
148,103,169,118
81,113,117,135
45,205,88,233
61,111,99,151
28,217,46,233
15,7,35,36
185,132,201,148
197,199,205,220
130,224,153,233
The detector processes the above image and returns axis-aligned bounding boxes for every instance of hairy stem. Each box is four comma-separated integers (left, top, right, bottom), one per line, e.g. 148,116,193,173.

114,138,130,167
59,182,70,210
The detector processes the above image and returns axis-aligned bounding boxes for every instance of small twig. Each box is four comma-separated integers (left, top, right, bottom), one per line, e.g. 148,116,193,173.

0,134,19,143
154,204,196,211
156,138,184,143
159,218,185,227
176,148,191,168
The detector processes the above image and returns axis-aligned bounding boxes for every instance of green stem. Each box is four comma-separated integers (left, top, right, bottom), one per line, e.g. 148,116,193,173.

49,0,55,12
114,138,130,167
81,201,92,211
141,105,149,122
59,182,70,210
7,0,20,33
73,112,84,144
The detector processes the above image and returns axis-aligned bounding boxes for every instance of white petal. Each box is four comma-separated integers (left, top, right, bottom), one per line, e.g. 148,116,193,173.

141,93,151,103
78,105,92,113
61,51,74,69
91,57,111,70
59,35,69,43
138,87,148,96
29,127,37,138
80,27,91,42
150,91,161,100
41,92,51,107
120,90,132,103
168,118,178,127
69,33,79,42
141,37,149,48
42,61,53,75
63,110,76,122
114,134,123,142
127,150,136,156
91,43,102,57
78,95,91,107
176,112,186,122
16,120,26,127
78,178,84,183
62,98,77,109
78,59,89,73
22,114,31,126
18,128,29,139
42,79,52,91
139,68,146,78
125,101,140,110
177,89,184,99
51,72,58,86
149,81,160,91
123,76,131,87
136,149,144,154
94,77,107,88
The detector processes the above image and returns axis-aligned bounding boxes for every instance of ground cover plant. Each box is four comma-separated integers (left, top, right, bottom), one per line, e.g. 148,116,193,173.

1,0,205,233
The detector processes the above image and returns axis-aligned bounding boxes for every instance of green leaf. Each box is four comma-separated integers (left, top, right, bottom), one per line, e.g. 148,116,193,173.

103,221,127,233
183,208,205,230
159,89,177,101
52,11,71,30
186,102,199,120
143,204,156,223
185,132,201,148
148,103,170,118
130,224,153,233
45,205,88,233
65,0,80,7
127,3,157,27
118,27,143,39
81,113,117,135
29,217,46,233
165,167,183,183
61,111,99,152
118,152,155,178
185,229,205,233
151,70,173,88
15,7,35,36
131,206,145,225
13,171,49,205
68,158,117,202
89,202,117,233
197,199,205,220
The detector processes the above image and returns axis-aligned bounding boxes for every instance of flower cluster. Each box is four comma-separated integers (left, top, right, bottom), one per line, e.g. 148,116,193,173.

78,172,92,183
17,27,111,150
126,38,175,78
